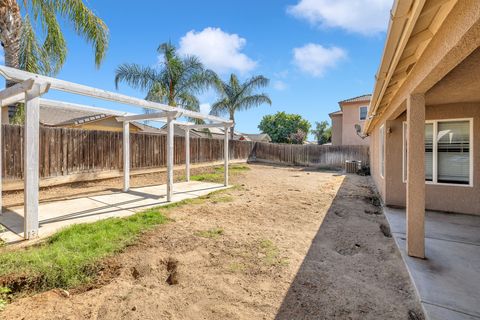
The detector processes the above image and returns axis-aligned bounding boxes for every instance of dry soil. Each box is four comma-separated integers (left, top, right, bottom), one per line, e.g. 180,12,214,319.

1,164,423,320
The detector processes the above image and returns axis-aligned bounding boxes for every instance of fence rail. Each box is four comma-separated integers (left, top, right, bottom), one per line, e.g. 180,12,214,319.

1,124,255,181
253,142,369,168
1,125,369,186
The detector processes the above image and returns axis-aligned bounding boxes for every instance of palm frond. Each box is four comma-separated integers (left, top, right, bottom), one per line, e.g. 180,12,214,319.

114,63,160,90
44,0,109,67
19,16,50,74
237,93,272,111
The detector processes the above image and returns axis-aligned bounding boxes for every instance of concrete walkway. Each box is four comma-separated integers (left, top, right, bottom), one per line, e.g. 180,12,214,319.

0,181,227,244
384,207,480,320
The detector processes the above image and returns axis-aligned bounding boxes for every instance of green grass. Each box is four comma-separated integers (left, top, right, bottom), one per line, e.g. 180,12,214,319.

259,240,288,266
195,228,224,239
190,164,250,183
0,188,235,300
0,208,169,292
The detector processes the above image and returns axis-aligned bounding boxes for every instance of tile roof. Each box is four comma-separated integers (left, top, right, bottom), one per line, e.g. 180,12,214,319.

338,94,372,105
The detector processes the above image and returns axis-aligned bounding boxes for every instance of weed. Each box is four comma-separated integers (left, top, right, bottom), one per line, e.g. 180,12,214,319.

0,287,11,311
259,240,288,266
195,228,224,239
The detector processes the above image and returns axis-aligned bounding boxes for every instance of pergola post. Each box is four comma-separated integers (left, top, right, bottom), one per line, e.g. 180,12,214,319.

185,128,190,182
224,126,229,186
0,100,2,215
406,93,426,258
24,84,42,239
123,121,130,192
166,116,174,201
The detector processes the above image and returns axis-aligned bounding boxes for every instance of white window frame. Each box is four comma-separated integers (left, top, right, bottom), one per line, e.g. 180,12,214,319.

359,106,368,121
402,118,473,187
380,125,385,179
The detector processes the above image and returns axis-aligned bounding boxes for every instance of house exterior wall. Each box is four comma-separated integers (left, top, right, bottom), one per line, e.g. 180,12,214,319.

341,102,370,146
62,118,141,133
1,106,8,124
370,103,480,215
330,114,343,146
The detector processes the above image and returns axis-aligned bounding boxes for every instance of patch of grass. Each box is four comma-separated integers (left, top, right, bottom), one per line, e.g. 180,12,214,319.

0,287,10,311
195,228,224,239
259,240,288,267
228,262,246,272
0,208,169,293
190,164,250,183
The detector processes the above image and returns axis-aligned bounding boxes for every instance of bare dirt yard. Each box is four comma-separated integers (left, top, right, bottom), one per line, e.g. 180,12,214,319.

1,164,423,319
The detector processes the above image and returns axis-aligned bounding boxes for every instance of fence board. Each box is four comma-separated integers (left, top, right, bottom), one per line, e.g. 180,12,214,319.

1,124,369,184
252,142,369,168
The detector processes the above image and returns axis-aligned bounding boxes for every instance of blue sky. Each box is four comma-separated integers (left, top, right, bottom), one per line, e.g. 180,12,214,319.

21,0,393,139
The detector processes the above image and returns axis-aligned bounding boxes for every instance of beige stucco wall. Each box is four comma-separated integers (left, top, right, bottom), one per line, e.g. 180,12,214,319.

330,114,343,146
341,102,370,146
64,117,141,132
371,103,480,215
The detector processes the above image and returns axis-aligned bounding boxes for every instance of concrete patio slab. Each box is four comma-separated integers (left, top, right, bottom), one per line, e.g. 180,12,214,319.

384,207,480,320
0,181,227,244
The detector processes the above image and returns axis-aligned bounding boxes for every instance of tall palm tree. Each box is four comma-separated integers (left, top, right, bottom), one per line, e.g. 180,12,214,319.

0,0,109,76
115,42,217,121
210,74,271,139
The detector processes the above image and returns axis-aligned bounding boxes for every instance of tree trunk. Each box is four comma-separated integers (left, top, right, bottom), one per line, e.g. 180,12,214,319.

230,112,235,140
0,0,22,122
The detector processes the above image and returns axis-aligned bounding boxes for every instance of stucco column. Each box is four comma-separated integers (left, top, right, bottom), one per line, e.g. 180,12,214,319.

406,94,425,258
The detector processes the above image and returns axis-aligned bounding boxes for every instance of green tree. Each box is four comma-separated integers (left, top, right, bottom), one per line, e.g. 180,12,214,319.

0,0,108,75
311,121,332,145
258,111,311,144
115,43,217,122
210,74,271,139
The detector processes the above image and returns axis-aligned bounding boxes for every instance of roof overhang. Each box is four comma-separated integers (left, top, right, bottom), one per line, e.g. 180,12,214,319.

364,0,458,134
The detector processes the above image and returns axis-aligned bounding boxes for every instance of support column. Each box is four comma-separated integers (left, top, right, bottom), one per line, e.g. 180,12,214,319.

123,121,130,192
224,126,229,186
24,85,41,239
166,117,174,201
406,93,425,258
185,128,190,182
0,100,2,215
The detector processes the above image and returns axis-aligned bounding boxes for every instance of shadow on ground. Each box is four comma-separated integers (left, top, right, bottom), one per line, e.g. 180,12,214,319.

274,174,424,320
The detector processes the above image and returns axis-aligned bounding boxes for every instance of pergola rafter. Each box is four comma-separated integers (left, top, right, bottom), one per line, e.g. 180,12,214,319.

0,66,231,240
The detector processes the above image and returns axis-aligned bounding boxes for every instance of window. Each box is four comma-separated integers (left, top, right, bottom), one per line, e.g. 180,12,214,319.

380,125,385,178
403,119,472,186
359,106,368,121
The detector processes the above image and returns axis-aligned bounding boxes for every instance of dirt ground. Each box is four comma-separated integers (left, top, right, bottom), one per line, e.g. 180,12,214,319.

1,165,222,208
1,164,423,319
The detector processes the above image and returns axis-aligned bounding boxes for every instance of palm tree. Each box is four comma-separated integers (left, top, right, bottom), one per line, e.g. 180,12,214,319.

0,0,108,76
114,42,217,121
210,74,271,139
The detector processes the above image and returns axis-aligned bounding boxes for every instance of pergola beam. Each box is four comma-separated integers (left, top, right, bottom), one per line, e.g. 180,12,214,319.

178,122,234,130
0,66,230,124
116,111,180,122
40,99,128,116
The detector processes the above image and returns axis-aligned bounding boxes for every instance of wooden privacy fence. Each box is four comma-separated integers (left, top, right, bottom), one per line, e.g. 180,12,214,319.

1,124,369,186
252,142,369,168
1,124,255,181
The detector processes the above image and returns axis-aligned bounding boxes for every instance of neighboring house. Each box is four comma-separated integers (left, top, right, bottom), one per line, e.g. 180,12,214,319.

239,133,271,143
364,1,479,258
1,104,146,132
329,94,371,146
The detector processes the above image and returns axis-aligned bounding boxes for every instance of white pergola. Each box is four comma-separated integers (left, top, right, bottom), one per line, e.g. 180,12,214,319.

0,66,232,240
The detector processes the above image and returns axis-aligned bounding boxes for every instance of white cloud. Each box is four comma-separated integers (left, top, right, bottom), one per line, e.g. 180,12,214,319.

293,43,346,77
288,0,392,35
200,103,211,115
178,27,257,75
273,80,287,91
